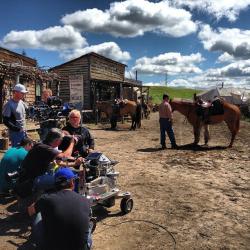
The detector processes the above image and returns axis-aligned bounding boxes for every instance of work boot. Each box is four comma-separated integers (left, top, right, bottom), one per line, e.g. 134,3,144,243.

161,145,167,150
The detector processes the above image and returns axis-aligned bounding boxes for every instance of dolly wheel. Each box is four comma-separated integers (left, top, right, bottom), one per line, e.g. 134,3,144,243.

120,198,133,214
90,217,97,233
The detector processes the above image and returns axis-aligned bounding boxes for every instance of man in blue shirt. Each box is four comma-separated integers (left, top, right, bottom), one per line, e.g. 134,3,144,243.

0,137,34,194
28,167,92,250
2,83,28,147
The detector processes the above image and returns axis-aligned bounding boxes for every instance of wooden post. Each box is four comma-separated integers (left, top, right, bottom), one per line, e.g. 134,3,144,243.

119,82,123,99
93,81,98,125
0,78,3,123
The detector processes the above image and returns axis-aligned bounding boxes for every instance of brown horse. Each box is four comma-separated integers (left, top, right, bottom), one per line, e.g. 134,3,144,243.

170,99,240,147
96,100,113,119
95,99,141,130
118,99,141,130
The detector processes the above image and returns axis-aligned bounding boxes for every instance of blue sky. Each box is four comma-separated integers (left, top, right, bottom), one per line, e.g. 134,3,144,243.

1,0,250,89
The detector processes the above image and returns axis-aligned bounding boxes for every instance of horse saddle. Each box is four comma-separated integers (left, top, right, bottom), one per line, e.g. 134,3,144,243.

209,99,224,116
196,99,224,123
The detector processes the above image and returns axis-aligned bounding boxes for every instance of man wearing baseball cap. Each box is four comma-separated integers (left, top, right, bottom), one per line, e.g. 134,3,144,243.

2,83,28,147
28,167,92,250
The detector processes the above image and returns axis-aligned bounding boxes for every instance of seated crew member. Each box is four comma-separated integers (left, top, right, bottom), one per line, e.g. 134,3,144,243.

28,167,92,250
61,110,95,157
15,128,77,199
0,137,34,194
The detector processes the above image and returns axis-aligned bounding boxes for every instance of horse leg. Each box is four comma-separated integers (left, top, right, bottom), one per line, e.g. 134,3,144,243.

193,124,201,145
110,115,117,130
228,133,236,148
225,121,237,148
204,124,210,145
131,117,136,130
130,113,137,130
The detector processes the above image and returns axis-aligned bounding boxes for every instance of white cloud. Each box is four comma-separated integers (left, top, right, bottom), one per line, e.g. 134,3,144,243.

168,75,242,89
217,53,235,63
171,0,250,21
125,70,135,79
62,0,197,37
207,60,250,77
132,52,204,75
198,24,250,60
3,25,87,51
143,82,165,86
168,60,250,89
61,42,131,63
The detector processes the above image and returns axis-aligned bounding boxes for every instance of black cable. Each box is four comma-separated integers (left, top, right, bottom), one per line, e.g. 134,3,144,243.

95,219,176,250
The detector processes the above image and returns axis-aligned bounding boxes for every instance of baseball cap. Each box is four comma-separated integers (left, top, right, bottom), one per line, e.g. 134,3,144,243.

54,167,77,183
13,83,28,93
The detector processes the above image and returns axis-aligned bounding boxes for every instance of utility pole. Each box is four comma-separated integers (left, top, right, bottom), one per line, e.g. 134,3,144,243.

165,72,168,86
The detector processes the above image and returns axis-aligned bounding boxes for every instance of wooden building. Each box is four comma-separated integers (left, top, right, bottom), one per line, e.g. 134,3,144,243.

50,52,142,109
0,47,60,122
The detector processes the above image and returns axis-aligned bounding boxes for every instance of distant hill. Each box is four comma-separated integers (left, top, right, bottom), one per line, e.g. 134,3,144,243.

148,86,202,104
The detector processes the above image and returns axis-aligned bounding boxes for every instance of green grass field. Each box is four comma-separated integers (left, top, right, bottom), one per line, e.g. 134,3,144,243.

148,86,202,104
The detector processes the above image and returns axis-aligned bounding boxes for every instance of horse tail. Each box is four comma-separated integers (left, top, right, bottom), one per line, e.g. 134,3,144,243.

232,104,240,133
235,114,240,133
135,103,142,128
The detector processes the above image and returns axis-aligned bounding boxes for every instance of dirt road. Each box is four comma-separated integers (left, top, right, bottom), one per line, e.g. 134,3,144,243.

0,111,249,249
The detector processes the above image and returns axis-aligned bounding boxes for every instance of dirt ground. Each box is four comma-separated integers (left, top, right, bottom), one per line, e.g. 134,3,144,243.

0,111,249,250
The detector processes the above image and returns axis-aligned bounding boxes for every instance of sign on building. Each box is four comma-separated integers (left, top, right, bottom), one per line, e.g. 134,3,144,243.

69,75,83,104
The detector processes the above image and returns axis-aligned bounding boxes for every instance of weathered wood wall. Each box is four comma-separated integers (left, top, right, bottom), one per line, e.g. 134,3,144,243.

23,80,36,104
0,48,36,67
51,57,90,108
90,55,124,82
51,53,126,109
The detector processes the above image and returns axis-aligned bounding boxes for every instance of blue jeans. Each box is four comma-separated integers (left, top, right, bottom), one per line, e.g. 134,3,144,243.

9,130,27,147
159,118,176,147
32,212,92,250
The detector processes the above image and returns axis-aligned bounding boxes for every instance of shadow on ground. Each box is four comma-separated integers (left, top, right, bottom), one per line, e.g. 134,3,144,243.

137,144,227,152
137,147,163,152
92,205,124,223
0,195,34,250
177,143,227,151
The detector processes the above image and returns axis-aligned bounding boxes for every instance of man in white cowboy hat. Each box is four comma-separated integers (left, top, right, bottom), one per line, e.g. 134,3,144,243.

2,83,28,147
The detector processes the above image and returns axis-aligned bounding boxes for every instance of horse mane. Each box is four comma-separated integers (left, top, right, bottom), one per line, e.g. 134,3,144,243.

172,98,195,106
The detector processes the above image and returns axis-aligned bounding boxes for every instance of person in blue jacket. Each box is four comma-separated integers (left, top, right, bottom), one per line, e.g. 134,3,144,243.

0,137,34,194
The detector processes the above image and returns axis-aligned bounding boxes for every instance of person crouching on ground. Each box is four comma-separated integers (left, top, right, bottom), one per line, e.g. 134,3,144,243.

0,137,34,194
28,167,92,250
158,94,178,149
15,128,77,199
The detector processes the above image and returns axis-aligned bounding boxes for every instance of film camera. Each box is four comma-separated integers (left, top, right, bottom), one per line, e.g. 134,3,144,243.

27,96,74,140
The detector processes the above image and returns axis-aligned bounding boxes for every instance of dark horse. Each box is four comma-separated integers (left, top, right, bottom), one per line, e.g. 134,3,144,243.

96,99,141,130
170,99,240,148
